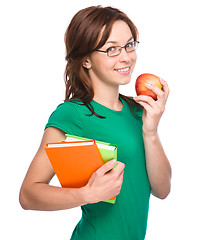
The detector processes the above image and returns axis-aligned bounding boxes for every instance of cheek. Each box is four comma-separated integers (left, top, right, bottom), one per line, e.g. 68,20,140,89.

131,52,137,70
91,54,116,70
103,58,118,69
132,52,137,63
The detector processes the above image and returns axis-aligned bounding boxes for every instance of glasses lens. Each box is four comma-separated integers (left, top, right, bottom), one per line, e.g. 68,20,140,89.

126,41,138,52
107,47,120,57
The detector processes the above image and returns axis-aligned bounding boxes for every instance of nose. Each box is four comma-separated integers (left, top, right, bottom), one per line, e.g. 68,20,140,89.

118,47,131,62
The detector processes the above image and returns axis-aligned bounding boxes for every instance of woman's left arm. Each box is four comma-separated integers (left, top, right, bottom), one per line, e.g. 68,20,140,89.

134,79,172,199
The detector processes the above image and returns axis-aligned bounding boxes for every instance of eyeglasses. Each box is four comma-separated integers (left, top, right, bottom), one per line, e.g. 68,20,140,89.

95,40,139,57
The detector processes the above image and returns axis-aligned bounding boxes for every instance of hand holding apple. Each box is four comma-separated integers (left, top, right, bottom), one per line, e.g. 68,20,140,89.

134,75,169,136
135,73,163,100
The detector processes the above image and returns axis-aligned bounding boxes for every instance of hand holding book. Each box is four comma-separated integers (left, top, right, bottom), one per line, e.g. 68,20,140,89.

84,160,125,204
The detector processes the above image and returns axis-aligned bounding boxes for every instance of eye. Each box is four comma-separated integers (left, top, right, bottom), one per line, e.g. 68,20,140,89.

126,41,135,49
107,46,118,53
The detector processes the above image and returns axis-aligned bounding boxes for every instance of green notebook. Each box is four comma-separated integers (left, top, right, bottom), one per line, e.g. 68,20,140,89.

64,134,117,204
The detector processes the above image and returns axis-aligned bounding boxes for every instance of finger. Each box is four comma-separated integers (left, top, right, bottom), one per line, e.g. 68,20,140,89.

134,95,157,109
112,161,125,172
111,163,125,179
145,83,165,100
96,159,116,175
117,170,124,184
160,78,170,100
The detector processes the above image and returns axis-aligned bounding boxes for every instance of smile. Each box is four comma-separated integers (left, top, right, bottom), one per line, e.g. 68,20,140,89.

115,67,130,72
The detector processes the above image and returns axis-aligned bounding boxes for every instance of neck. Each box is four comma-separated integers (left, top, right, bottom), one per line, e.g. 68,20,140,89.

93,85,122,111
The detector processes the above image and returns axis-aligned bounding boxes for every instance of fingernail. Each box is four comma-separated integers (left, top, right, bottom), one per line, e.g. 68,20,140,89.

145,83,151,87
109,160,116,169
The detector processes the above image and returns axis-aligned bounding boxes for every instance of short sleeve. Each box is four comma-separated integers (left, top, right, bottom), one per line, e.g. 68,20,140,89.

45,101,82,134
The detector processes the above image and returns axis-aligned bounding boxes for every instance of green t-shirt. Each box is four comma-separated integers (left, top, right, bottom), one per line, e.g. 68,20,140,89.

45,98,151,240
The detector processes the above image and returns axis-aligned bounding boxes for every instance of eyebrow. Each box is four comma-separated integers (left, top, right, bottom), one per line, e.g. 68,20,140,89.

106,36,134,45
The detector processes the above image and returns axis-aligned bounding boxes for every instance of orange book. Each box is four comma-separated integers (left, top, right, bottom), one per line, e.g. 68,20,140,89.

45,140,116,203
45,140,104,188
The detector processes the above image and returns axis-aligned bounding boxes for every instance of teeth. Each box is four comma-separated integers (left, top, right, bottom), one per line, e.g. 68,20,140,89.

116,67,130,72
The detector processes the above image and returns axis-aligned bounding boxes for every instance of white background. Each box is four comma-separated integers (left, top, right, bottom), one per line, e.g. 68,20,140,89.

1,0,203,239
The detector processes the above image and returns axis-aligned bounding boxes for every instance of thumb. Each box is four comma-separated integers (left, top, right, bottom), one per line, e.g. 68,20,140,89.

96,159,116,175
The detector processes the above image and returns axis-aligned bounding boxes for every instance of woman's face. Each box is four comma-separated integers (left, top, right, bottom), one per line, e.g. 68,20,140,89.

86,20,137,87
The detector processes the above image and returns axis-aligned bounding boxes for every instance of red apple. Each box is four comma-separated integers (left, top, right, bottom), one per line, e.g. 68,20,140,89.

135,73,163,100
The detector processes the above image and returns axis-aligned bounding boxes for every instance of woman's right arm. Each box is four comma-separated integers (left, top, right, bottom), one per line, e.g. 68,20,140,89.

19,127,125,211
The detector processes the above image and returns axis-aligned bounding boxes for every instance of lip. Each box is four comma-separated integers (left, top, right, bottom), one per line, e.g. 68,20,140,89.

114,66,131,75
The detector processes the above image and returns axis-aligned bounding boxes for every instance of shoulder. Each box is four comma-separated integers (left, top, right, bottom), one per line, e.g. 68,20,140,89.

134,106,143,118
49,100,82,117
120,95,143,119
45,101,83,133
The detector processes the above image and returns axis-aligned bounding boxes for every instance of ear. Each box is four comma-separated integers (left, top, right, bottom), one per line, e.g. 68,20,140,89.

82,57,92,69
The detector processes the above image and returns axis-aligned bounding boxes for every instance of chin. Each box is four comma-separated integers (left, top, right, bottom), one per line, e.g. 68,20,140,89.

118,75,132,85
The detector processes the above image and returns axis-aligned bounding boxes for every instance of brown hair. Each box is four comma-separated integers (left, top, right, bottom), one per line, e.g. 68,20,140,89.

64,5,142,118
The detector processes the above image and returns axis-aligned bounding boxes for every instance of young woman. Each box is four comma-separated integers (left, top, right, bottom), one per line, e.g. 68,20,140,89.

19,6,171,240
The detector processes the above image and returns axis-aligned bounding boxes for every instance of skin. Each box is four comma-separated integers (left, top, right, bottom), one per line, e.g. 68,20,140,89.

19,20,171,211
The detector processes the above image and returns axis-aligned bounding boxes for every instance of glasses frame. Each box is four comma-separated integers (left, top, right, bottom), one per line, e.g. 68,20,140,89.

95,40,139,57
